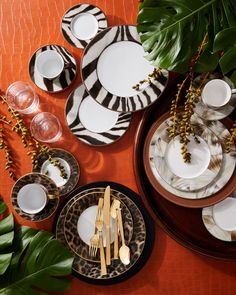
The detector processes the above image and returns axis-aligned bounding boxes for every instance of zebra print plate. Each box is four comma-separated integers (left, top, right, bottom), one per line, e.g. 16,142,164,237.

81,25,169,113
65,84,132,146
61,4,108,48
29,45,77,93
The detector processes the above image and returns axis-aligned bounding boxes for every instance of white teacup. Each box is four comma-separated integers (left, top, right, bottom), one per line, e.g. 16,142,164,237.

36,50,69,80
17,183,48,214
201,79,235,109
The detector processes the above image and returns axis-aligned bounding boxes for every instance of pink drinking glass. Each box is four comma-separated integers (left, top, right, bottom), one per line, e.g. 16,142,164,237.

6,81,39,114
30,112,62,143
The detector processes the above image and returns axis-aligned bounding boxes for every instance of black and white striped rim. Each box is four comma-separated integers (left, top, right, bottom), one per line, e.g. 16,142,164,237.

81,25,169,113
65,84,132,146
61,4,108,49
29,45,77,93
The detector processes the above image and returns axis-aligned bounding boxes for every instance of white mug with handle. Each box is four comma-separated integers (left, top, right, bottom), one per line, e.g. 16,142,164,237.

201,79,236,109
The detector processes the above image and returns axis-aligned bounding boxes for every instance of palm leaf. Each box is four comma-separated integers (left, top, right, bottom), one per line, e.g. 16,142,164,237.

0,214,14,276
137,0,236,73
0,227,73,295
0,200,7,215
0,199,74,295
213,26,236,84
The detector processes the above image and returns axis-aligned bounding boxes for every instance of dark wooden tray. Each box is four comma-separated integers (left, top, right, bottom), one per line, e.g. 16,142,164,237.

133,76,236,260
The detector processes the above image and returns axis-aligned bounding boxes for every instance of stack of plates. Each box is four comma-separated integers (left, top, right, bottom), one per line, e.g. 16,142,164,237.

134,77,236,259
65,24,169,146
53,182,155,284
143,111,236,208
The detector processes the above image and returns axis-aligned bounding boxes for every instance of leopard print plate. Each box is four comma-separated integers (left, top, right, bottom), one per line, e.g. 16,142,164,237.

64,191,133,263
33,148,80,196
54,182,154,284
11,172,59,221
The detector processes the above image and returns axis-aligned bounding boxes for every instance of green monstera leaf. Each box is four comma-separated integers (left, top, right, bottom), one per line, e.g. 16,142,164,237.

213,27,236,84
0,199,14,277
0,199,74,295
137,0,236,73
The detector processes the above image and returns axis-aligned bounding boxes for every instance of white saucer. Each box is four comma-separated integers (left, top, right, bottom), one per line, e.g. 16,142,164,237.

77,205,114,247
65,84,131,146
193,74,236,120
61,4,107,48
79,96,118,133
202,191,236,242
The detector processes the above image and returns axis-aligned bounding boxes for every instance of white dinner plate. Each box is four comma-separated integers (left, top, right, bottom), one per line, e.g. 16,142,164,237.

149,118,223,191
81,25,169,112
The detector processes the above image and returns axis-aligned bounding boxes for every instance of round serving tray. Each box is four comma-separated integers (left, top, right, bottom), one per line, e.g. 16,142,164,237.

133,77,236,260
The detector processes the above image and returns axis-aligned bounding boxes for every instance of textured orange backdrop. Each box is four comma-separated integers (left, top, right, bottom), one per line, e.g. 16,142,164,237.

0,0,236,294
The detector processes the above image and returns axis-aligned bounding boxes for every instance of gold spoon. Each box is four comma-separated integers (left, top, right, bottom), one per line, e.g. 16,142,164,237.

117,208,130,265
110,199,120,259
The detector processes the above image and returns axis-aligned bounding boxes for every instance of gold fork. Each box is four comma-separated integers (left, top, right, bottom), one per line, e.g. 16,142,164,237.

89,198,103,257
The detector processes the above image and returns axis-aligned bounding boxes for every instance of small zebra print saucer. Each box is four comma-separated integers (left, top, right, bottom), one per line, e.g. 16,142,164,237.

61,4,107,48
29,44,77,93
65,84,132,146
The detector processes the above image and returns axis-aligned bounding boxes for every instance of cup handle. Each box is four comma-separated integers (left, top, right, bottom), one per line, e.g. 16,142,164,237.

232,89,236,94
47,193,59,200
64,62,73,70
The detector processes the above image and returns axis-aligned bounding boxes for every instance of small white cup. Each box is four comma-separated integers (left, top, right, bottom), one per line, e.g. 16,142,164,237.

17,183,47,214
201,79,234,109
36,50,67,79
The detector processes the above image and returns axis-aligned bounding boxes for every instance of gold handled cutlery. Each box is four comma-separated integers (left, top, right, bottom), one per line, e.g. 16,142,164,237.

103,186,111,265
117,208,130,265
110,199,121,259
95,198,107,276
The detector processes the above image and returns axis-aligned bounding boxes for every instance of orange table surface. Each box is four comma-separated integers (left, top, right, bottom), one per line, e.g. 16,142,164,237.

1,0,236,294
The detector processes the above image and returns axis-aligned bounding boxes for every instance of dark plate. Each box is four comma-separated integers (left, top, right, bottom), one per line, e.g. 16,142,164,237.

53,181,155,284
133,76,236,260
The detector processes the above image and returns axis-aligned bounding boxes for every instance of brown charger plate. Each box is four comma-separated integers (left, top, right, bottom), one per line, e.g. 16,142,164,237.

143,111,236,208
133,76,236,259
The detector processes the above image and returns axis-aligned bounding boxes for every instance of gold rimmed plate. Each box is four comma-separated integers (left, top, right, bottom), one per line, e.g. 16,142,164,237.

53,182,155,285
64,190,133,263
32,148,80,196
11,173,59,222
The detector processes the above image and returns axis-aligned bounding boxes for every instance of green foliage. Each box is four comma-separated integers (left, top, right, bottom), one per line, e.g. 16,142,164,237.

0,200,7,215
213,27,236,84
0,200,74,295
137,0,236,74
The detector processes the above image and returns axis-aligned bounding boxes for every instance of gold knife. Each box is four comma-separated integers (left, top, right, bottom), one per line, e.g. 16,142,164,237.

103,185,111,265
